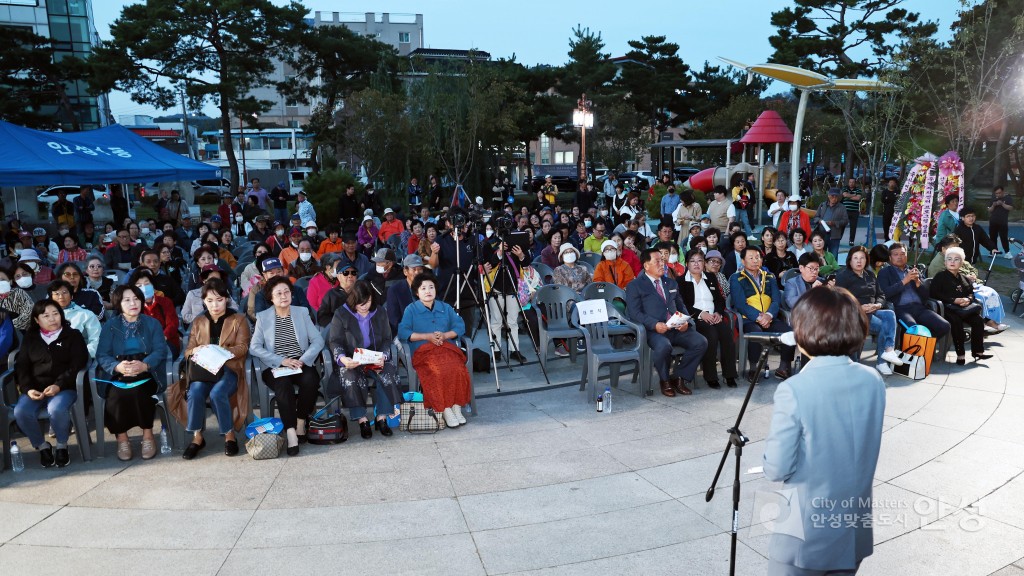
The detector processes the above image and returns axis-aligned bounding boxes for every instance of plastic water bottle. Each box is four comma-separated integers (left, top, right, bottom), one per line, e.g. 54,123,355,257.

10,441,24,472
159,428,172,455
604,387,613,414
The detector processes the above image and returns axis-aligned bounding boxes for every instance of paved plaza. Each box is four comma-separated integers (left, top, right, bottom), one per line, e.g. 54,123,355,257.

2,308,1024,575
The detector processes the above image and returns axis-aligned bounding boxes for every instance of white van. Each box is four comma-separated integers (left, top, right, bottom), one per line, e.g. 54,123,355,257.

288,169,313,196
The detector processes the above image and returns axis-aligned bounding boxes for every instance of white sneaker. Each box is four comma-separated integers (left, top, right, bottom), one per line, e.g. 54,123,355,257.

1004,252,1015,259
876,363,894,376
442,407,460,428
452,404,467,424
880,350,905,365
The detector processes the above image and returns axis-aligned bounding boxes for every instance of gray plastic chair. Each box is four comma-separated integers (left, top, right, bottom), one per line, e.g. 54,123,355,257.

579,251,603,270
570,306,645,403
531,262,554,285
531,285,583,370
294,275,313,293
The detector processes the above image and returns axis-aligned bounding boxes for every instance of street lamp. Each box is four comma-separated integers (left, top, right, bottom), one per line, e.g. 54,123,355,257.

573,94,594,183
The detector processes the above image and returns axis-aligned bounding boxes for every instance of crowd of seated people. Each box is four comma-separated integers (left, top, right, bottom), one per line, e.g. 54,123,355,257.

1,177,1014,470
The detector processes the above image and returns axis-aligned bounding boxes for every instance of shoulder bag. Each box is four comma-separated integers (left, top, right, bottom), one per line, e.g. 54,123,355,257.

307,396,348,444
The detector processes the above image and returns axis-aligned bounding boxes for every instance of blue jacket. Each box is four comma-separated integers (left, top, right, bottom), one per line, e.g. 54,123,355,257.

763,355,885,571
730,268,782,320
97,314,168,386
397,299,465,354
877,264,929,308
783,274,821,311
625,273,692,332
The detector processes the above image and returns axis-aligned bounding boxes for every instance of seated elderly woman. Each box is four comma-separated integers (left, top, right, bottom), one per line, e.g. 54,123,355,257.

398,272,472,428
13,299,88,468
181,265,238,325
836,246,905,375
928,234,1009,329
97,285,169,461
169,278,251,460
929,247,994,364
83,256,114,307
551,244,591,292
592,239,635,290
130,268,180,358
680,250,737,389
328,280,402,439
0,266,35,331
54,262,103,317
251,276,325,455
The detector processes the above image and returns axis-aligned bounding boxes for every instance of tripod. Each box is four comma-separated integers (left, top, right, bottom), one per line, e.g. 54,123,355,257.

704,338,777,576
479,233,551,389
442,224,501,394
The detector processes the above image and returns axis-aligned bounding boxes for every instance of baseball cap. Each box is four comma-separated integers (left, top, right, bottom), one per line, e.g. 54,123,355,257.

210,215,221,223
32,227,46,236
827,188,841,196
402,254,424,268
383,208,394,215
289,226,303,237
259,257,283,273
371,248,396,263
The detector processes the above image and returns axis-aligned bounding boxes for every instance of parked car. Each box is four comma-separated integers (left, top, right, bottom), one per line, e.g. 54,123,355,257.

672,166,701,184
36,184,137,227
191,178,232,203
617,171,657,188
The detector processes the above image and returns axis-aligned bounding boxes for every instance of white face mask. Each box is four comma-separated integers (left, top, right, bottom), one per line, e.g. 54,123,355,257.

584,220,592,228
668,254,679,263
789,204,799,211
700,222,710,229
0,280,10,294
306,229,316,237
59,229,69,236
563,252,577,264
600,210,608,216
375,265,385,274
16,276,33,289
236,214,244,222
140,226,149,234
299,252,312,262
275,229,285,237
485,230,494,238
603,250,617,261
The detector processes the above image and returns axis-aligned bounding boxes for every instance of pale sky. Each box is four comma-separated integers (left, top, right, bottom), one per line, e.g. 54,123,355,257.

93,0,961,119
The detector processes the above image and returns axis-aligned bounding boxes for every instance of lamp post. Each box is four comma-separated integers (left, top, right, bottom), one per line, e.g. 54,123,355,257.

573,94,594,183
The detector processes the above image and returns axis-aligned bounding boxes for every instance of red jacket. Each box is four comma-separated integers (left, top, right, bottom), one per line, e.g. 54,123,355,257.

144,294,180,351
778,210,811,239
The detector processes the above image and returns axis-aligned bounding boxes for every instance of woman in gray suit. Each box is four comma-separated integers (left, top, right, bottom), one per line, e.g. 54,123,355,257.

251,276,325,456
763,286,885,575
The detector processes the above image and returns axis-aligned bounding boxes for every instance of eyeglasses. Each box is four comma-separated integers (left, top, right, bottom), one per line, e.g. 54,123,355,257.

803,266,821,272
271,290,292,298
62,271,80,277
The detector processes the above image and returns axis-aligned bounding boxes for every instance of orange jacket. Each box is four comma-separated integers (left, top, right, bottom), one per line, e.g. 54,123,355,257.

378,219,405,242
593,258,635,290
316,237,344,259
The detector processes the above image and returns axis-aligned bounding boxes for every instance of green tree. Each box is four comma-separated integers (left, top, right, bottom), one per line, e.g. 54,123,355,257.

552,26,618,144
279,24,399,170
0,27,87,130
616,36,693,131
88,0,307,191
343,84,410,199
303,167,356,226
589,100,649,172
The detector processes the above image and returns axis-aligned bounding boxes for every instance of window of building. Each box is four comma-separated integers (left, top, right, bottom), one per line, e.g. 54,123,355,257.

540,134,550,165
399,31,410,43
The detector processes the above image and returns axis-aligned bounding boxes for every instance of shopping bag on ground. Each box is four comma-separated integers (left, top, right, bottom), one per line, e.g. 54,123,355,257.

900,331,936,376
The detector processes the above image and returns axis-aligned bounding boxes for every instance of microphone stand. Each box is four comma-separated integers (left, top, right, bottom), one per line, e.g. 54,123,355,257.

704,338,775,576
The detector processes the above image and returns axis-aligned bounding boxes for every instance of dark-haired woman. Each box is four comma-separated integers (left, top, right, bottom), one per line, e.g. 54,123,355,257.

763,286,883,576
328,280,402,439
13,299,88,468
836,246,904,375
0,266,35,330
398,273,472,428
97,285,168,461
131,268,180,358
54,262,103,317
680,250,737,389
170,278,251,459
251,276,324,455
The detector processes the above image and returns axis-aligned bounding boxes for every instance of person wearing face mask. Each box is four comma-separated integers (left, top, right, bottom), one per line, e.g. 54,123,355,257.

307,253,341,312
0,267,34,330
277,227,305,271
20,245,56,285
15,257,49,301
552,244,591,292
777,196,811,239
288,240,321,281
366,248,403,300
130,268,180,358
266,221,287,256
302,221,321,253
240,244,272,297
593,239,635,290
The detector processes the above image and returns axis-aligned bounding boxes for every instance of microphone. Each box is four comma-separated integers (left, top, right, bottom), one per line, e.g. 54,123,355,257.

743,331,796,346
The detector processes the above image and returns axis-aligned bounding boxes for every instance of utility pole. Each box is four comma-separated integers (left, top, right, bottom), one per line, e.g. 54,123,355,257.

180,89,192,159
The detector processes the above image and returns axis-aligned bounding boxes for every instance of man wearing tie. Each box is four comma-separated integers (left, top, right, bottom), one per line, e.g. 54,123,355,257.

626,248,708,397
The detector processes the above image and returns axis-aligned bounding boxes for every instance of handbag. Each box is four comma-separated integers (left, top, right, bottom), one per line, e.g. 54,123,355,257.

185,357,223,384
893,346,927,380
900,332,936,376
399,392,445,434
307,396,348,444
245,433,284,460
947,302,982,318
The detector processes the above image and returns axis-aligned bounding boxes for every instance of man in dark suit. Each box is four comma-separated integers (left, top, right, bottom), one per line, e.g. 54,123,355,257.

626,247,708,397
877,242,950,339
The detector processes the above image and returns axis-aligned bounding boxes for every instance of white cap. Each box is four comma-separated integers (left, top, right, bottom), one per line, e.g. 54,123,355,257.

302,221,317,229
558,243,580,259
383,208,394,215
600,240,618,253
362,215,373,222
475,196,484,205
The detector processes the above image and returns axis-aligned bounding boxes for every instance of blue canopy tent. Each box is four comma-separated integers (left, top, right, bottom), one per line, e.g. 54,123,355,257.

0,121,220,185
0,120,221,214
